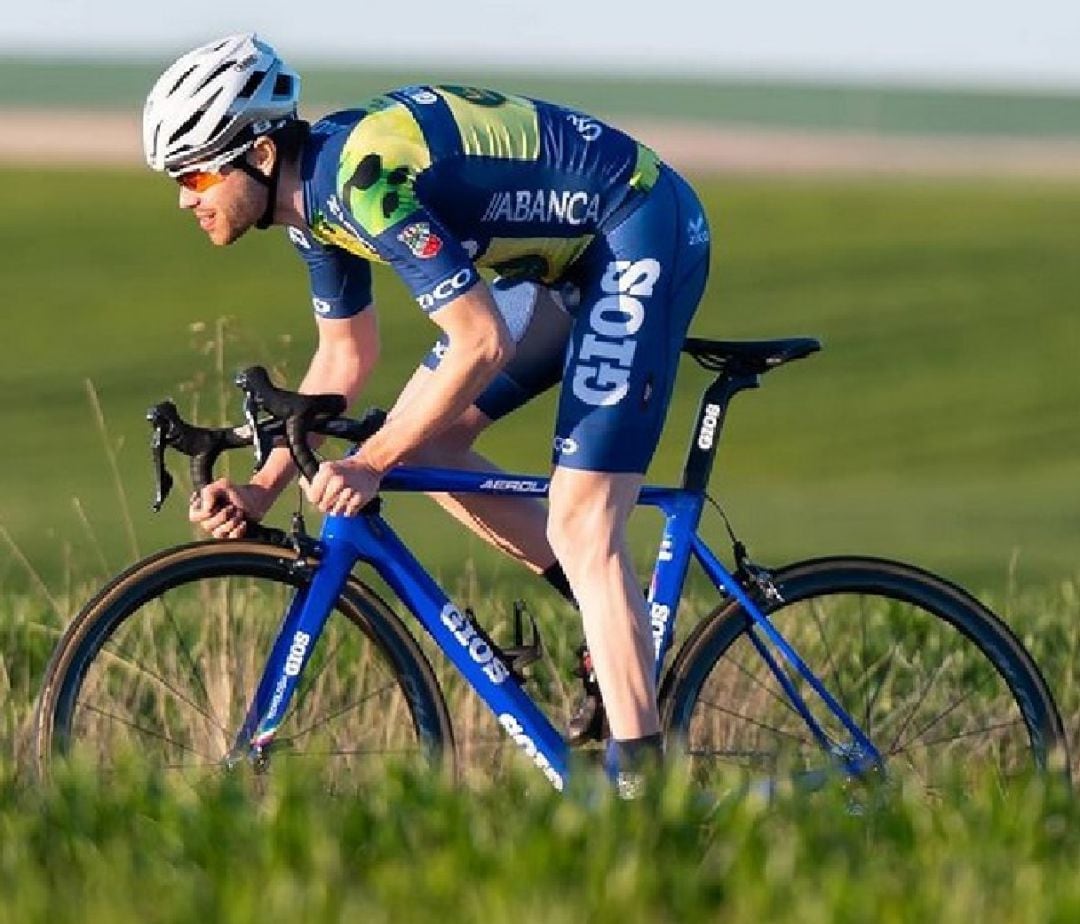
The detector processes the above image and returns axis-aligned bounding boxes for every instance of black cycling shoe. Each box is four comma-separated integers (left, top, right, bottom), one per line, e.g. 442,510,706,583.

566,644,608,747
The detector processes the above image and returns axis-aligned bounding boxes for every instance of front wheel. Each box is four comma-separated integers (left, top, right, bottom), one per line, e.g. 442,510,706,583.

34,540,454,787
661,557,1069,794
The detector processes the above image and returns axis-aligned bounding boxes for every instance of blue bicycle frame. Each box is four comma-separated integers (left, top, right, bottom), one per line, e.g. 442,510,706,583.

231,465,883,790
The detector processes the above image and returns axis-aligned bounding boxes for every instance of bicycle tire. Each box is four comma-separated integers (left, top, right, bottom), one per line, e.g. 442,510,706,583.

660,556,1069,792
34,539,455,786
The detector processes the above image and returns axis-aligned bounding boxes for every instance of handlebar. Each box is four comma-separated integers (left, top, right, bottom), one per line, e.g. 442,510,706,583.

147,365,386,512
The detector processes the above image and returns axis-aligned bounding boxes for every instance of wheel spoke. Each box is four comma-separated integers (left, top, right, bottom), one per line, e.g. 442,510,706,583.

882,646,956,756
93,643,226,733
692,696,813,747
284,680,402,743
157,593,228,734
726,654,804,721
76,702,218,762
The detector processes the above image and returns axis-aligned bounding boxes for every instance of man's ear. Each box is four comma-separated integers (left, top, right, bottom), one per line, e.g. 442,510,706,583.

251,136,277,178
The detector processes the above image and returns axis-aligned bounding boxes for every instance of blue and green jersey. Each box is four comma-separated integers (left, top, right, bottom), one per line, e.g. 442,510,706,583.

289,85,661,318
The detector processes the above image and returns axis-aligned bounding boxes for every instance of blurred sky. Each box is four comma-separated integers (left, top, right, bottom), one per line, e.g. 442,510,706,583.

4,1,1080,88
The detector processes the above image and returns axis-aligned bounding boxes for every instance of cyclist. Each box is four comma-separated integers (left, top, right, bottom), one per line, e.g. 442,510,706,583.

143,33,711,786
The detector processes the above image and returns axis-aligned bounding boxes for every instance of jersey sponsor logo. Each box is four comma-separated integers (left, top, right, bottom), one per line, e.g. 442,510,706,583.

461,239,480,258
416,268,474,311
571,258,661,407
288,226,312,249
566,112,603,141
697,403,721,450
312,297,333,315
323,195,380,260
498,713,564,791
482,189,601,226
440,604,510,685
397,221,443,259
553,436,578,455
687,214,710,246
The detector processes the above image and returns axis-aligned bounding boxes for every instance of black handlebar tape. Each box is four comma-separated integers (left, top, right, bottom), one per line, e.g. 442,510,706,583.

150,401,250,492
235,367,347,481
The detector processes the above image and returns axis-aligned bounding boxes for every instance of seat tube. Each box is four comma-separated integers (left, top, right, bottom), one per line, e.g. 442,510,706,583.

647,492,704,677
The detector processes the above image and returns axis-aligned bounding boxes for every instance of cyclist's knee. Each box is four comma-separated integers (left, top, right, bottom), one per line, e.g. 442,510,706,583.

546,470,639,570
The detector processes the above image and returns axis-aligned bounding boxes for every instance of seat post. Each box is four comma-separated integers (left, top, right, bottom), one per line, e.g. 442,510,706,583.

681,370,761,493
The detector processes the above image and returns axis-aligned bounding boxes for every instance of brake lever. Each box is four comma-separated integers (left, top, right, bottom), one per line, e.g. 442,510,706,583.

147,406,175,512
242,391,274,472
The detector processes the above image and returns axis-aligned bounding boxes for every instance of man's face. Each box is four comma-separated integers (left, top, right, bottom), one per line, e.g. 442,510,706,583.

175,164,265,246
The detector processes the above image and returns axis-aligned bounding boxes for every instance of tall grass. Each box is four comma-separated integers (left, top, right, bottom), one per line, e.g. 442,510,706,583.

0,752,1078,923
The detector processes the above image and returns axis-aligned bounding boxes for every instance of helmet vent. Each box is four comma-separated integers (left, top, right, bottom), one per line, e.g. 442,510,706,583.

238,72,265,100
167,64,198,98
168,88,221,144
209,114,234,142
197,61,239,94
273,74,293,98
169,109,204,145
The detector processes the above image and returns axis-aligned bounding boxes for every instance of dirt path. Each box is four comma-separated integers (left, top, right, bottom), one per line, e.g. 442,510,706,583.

5,107,1080,178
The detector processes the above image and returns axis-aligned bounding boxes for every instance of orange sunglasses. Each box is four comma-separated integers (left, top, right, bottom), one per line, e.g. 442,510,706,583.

175,167,230,192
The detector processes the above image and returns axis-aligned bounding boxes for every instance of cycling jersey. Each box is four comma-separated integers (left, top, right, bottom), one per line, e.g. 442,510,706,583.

287,84,711,474
288,84,661,319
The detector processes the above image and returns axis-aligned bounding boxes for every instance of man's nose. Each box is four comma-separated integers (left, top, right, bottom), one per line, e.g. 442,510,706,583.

178,186,199,209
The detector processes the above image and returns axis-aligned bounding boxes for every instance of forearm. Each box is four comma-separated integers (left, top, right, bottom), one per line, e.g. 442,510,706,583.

252,311,378,496
360,336,509,474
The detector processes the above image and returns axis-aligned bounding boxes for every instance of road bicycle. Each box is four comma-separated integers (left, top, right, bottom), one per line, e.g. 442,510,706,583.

33,336,1070,795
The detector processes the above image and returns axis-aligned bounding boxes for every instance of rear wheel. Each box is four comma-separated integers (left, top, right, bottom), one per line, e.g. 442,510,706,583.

34,540,454,788
661,557,1068,795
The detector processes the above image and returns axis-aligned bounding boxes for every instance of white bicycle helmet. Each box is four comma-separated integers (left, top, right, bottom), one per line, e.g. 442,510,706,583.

143,32,300,175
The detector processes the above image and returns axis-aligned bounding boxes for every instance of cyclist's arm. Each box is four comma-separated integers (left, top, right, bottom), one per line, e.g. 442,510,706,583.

355,281,513,475
249,309,380,499
244,227,377,498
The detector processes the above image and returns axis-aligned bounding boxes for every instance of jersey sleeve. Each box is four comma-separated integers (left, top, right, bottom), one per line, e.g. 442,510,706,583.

374,210,481,314
287,226,373,319
334,103,480,315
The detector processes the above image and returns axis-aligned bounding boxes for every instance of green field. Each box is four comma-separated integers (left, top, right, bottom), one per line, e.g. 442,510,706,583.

1,169,1079,596
2,166,1080,920
4,56,1080,136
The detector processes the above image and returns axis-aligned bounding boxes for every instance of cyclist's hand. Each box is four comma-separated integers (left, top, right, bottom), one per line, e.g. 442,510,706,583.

189,479,275,540
302,458,381,517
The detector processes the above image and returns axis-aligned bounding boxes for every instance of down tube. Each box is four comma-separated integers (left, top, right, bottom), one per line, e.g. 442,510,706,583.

325,514,571,791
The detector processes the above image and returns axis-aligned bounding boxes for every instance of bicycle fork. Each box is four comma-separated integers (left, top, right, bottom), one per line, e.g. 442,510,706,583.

227,541,359,769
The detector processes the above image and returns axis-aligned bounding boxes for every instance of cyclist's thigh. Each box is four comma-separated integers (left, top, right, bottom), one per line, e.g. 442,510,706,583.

417,278,573,422
553,167,711,473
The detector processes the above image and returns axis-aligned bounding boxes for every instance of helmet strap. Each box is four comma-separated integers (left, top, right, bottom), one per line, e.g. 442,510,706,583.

233,154,280,230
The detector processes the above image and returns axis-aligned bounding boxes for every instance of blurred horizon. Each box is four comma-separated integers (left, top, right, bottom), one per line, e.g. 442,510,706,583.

3,57,1080,143
4,1,1080,91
